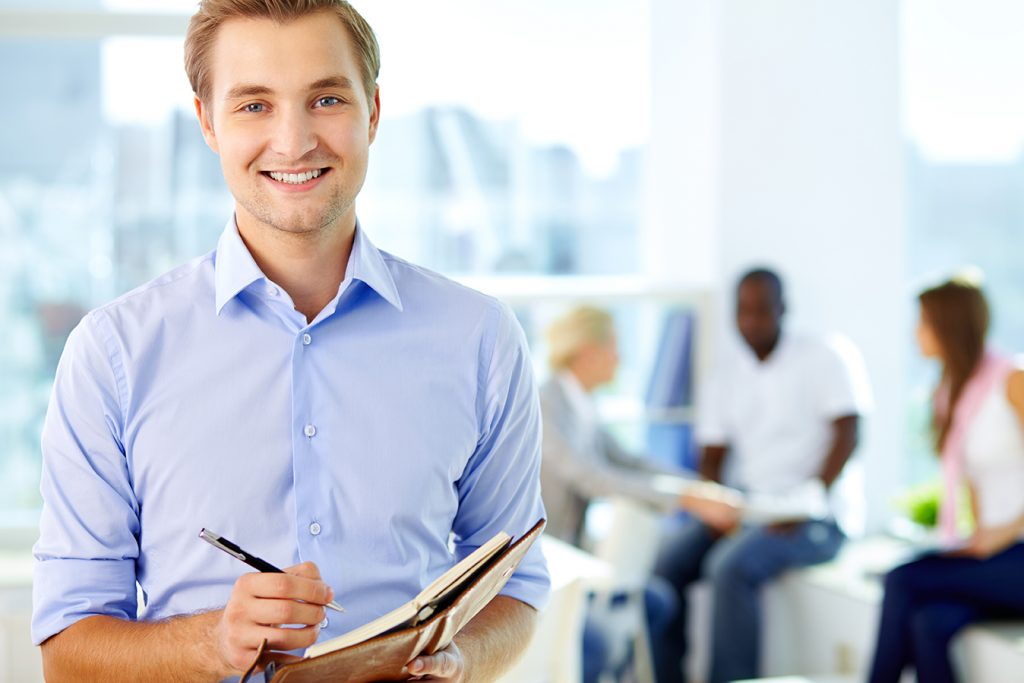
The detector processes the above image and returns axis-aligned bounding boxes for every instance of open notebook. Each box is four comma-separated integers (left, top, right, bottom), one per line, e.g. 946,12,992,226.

305,529,514,658
240,518,546,683
654,475,831,524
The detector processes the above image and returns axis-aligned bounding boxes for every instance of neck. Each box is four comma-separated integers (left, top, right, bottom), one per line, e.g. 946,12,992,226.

235,210,356,323
752,331,781,361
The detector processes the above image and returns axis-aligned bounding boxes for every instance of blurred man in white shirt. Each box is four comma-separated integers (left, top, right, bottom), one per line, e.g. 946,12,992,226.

653,268,872,683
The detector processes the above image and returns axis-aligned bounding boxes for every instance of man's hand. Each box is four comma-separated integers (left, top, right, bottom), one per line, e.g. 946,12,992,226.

765,521,803,535
406,641,467,681
681,491,741,535
211,561,333,674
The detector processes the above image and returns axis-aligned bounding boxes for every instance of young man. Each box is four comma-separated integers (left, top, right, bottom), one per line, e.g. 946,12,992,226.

32,2,549,680
654,268,871,683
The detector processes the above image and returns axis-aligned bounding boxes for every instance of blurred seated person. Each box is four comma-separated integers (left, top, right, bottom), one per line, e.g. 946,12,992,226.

654,268,872,683
868,275,1024,683
540,305,687,683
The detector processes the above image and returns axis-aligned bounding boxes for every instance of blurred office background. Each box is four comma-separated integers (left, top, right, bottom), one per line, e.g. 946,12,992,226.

1,0,1024,679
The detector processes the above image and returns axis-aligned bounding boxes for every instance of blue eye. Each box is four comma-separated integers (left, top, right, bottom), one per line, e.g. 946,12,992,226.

243,103,265,113
315,96,341,108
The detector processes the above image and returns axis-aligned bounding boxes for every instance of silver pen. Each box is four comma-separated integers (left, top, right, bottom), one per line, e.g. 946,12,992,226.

199,528,344,612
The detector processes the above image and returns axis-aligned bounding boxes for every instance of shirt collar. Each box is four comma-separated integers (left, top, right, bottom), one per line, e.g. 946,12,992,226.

214,217,265,315
346,219,403,312
739,330,791,368
214,216,403,315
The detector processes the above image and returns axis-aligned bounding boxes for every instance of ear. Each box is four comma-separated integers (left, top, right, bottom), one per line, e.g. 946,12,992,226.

194,96,219,154
367,85,381,145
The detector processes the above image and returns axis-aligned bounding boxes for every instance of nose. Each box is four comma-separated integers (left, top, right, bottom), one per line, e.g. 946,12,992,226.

269,105,318,161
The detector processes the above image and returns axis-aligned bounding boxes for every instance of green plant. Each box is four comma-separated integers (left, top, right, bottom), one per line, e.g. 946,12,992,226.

894,479,975,533
896,481,941,527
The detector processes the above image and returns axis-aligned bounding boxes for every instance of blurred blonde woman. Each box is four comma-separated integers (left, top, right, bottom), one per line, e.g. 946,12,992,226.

540,305,684,683
540,306,690,544
868,276,1024,683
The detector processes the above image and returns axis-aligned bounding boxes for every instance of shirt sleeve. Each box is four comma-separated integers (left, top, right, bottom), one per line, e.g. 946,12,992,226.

540,408,681,513
32,311,141,646
602,431,690,478
816,336,873,420
451,301,550,611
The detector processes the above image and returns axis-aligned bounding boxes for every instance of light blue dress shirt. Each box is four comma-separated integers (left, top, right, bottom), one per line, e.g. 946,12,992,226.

32,218,549,651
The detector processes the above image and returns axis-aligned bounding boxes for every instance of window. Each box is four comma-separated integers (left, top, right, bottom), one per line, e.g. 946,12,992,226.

0,1,654,522
902,0,1024,481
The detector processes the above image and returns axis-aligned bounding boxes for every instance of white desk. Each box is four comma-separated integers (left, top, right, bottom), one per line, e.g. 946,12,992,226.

496,536,611,683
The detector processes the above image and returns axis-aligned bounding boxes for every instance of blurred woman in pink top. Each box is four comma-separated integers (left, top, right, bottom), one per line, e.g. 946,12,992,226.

868,275,1024,683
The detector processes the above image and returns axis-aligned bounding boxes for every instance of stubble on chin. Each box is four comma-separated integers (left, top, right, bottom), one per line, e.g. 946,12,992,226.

240,179,355,240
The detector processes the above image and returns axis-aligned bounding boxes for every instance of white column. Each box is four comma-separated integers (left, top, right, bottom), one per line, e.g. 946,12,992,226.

642,0,723,288
649,0,907,532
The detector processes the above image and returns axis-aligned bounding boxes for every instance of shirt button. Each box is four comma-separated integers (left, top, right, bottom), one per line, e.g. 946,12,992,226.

302,333,312,346
309,521,321,536
266,285,279,296
320,617,329,629
304,424,317,438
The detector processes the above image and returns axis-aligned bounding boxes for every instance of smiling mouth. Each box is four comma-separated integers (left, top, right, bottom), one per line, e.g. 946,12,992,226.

262,168,329,185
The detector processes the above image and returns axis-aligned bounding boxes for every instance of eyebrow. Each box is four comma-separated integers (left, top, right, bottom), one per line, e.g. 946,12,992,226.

224,76,356,102
309,76,355,91
225,84,272,101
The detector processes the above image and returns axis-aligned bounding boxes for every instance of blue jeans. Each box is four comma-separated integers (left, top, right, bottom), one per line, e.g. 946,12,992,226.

583,576,680,683
867,542,1024,683
653,519,844,683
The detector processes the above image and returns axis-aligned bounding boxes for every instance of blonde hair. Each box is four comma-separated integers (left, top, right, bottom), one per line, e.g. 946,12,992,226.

184,0,380,106
546,306,615,370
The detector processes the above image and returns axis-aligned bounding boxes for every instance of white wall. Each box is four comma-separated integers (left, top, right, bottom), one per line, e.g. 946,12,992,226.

644,0,722,288
649,0,907,532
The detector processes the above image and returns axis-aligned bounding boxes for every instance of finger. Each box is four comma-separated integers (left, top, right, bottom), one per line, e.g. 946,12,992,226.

257,623,322,652
265,652,305,668
712,520,737,536
237,571,334,606
218,621,320,669
408,651,458,678
249,598,327,627
284,561,322,580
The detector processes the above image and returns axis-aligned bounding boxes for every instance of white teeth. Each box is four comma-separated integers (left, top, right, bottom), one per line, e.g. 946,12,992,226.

268,169,322,184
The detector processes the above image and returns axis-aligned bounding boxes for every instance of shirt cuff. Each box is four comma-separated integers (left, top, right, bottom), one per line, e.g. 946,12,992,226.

32,557,138,646
496,545,551,612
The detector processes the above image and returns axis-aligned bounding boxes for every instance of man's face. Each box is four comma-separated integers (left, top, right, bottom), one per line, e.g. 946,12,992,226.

735,278,783,353
195,11,379,239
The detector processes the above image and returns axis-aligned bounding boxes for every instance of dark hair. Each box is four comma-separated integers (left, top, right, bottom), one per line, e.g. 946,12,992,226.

737,267,784,303
918,276,990,450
